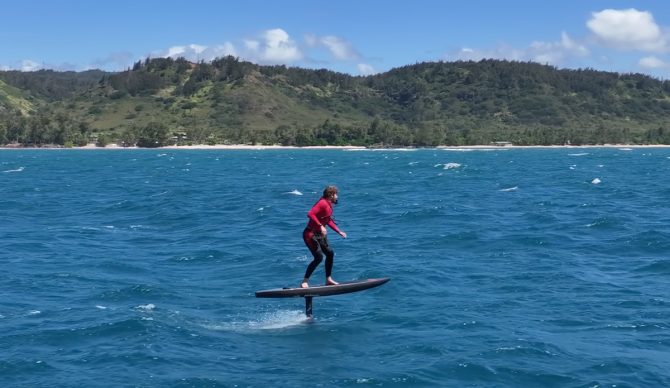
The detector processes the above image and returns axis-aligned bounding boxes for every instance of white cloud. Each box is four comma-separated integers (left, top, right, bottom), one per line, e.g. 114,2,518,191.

529,32,589,64
166,46,186,57
560,31,589,56
21,60,42,71
210,42,237,58
92,52,134,69
166,44,207,57
357,63,376,75
104,29,363,74
258,28,302,62
191,44,207,54
321,36,359,60
304,34,359,61
450,45,524,62
639,55,668,69
587,8,667,52
240,29,303,63
449,32,588,66
1,59,82,72
304,34,318,47
245,40,260,51
158,42,237,62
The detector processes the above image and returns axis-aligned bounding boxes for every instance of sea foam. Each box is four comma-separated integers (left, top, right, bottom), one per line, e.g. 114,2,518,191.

2,166,24,173
500,186,518,192
286,189,303,196
205,310,308,332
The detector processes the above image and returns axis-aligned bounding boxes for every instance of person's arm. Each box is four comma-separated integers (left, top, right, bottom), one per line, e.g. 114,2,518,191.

326,212,346,238
326,219,343,235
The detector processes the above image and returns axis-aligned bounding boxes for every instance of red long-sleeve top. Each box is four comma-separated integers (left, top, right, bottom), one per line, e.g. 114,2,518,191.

306,197,342,234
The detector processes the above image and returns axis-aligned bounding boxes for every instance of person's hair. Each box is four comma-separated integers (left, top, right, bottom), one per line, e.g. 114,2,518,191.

323,185,338,199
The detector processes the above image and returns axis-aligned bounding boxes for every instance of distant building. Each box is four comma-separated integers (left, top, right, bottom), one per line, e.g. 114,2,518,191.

169,132,188,145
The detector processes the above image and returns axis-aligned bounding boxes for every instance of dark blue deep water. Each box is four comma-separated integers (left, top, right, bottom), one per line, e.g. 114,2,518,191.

1,148,669,387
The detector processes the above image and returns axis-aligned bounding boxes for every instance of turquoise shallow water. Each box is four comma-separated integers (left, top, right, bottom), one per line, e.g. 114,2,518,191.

1,148,669,387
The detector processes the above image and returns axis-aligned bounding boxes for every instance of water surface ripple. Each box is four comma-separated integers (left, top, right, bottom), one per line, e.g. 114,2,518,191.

1,148,669,386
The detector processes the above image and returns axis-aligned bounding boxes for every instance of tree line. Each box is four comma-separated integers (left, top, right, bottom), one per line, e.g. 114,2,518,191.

2,57,670,147
3,107,670,147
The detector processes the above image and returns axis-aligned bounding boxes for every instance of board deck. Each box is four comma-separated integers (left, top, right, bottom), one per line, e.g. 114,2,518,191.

255,278,390,298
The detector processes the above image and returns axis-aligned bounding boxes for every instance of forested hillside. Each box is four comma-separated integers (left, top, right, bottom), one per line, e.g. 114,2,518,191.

2,57,670,147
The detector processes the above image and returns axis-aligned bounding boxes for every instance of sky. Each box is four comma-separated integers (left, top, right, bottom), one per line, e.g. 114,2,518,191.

2,0,670,79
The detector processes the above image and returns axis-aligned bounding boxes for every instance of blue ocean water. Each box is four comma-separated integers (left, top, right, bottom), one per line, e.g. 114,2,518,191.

1,147,669,387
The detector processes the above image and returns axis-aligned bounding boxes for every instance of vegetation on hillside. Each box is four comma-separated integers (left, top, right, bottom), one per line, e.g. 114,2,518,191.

2,57,670,147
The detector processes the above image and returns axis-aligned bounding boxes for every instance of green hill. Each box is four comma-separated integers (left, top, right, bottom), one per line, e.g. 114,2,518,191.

0,69,106,101
2,57,670,146
0,78,35,115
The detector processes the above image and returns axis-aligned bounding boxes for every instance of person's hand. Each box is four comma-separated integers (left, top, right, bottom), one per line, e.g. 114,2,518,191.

340,231,347,239
320,225,327,235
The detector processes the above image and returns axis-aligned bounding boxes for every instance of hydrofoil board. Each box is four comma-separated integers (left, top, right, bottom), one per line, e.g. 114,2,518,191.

255,278,390,298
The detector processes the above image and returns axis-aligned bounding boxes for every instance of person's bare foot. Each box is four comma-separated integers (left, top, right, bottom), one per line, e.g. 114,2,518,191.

300,280,309,288
326,277,339,286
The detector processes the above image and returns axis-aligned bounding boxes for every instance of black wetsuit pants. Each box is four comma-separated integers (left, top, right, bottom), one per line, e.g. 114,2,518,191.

303,227,334,279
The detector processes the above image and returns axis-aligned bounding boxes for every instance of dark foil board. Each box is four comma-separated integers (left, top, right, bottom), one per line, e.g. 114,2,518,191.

255,278,390,298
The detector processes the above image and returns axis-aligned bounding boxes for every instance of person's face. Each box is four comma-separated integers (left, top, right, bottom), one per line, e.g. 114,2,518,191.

331,192,339,204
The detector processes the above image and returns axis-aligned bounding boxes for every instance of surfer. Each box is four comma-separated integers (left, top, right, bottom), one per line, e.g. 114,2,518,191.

301,185,347,288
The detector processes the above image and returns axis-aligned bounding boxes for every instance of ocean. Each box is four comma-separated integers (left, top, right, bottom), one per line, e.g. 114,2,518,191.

1,147,669,387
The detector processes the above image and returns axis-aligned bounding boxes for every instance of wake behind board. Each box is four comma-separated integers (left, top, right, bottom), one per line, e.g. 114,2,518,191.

255,278,390,298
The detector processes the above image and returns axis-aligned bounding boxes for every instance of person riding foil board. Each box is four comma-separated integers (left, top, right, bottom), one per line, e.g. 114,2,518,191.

300,185,347,288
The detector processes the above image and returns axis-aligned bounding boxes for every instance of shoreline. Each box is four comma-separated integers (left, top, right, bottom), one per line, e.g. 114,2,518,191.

2,143,670,150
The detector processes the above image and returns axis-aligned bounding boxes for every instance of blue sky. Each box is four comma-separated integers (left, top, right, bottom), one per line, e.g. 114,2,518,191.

2,0,670,78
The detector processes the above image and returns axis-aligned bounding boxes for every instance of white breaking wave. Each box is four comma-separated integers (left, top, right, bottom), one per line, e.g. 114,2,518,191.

500,186,518,192
348,148,417,152
569,153,589,156
591,178,601,185
619,148,633,151
442,148,508,152
137,303,155,311
434,163,462,169
286,189,303,196
3,166,24,173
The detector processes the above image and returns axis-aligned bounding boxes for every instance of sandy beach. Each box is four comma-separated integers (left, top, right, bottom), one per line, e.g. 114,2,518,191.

3,143,670,150
95,143,670,150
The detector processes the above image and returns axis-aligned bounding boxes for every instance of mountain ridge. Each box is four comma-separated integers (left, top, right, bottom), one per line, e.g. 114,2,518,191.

2,57,670,146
